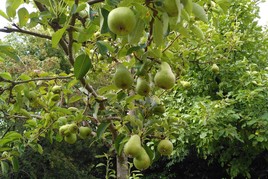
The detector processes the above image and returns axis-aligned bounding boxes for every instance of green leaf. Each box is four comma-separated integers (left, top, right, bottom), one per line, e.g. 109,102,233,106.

153,17,164,47
77,25,97,43
75,3,87,13
0,10,11,21
70,4,77,15
200,132,207,139
215,0,231,13
97,122,110,139
177,22,189,37
4,131,22,140
68,95,82,103
192,3,208,23
37,144,43,154
6,0,23,18
0,44,20,62
181,8,190,22
18,7,29,27
143,144,155,163
99,8,109,34
191,24,204,39
0,72,12,80
34,0,50,6
11,156,19,172
128,18,145,44
74,53,92,80
1,161,9,176
0,147,12,152
126,46,142,56
114,134,126,155
52,26,67,48
162,13,169,35
18,74,31,81
96,41,114,55
181,0,193,14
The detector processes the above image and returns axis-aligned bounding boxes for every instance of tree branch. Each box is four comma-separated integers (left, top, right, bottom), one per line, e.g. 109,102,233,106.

0,26,52,40
145,1,158,52
0,75,73,96
87,0,104,5
33,0,105,102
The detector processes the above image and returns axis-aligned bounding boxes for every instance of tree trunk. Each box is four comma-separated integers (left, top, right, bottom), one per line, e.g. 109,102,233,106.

116,152,129,179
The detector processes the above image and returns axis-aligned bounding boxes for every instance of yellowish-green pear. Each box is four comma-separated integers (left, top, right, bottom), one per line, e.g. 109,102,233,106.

133,147,151,170
136,77,151,96
157,139,173,156
124,134,142,158
154,62,176,89
114,64,134,89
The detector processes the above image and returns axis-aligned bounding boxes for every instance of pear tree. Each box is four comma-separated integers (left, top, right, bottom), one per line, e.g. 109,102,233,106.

0,0,267,178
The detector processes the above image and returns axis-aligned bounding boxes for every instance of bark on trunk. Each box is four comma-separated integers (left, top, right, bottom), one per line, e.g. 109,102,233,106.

116,152,128,179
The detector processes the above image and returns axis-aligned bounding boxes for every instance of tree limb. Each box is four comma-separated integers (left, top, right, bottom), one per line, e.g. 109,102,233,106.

0,26,52,40
87,0,104,5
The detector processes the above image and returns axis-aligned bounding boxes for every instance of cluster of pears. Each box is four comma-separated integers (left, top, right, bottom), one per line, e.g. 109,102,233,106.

114,61,176,94
124,135,174,170
59,123,91,144
123,135,151,170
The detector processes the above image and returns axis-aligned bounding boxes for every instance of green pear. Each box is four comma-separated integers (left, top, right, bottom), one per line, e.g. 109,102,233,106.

124,134,142,158
157,139,173,156
64,133,77,144
136,77,151,96
114,64,134,89
28,91,37,101
78,126,92,139
51,85,61,93
107,7,136,36
133,147,151,170
163,0,179,17
69,123,78,133
152,104,165,115
211,63,219,74
180,80,191,89
154,62,176,89
59,124,71,136
58,116,67,125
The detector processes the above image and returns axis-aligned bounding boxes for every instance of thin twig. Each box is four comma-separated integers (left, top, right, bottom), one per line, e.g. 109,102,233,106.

162,34,180,53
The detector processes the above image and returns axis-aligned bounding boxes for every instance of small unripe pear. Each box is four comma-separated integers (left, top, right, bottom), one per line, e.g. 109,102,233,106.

133,147,151,170
211,64,219,74
69,123,78,133
180,80,191,89
78,126,92,139
124,134,142,158
64,133,77,144
135,77,151,96
152,104,165,115
59,124,71,136
114,64,134,89
51,85,61,93
157,139,173,156
154,62,176,89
